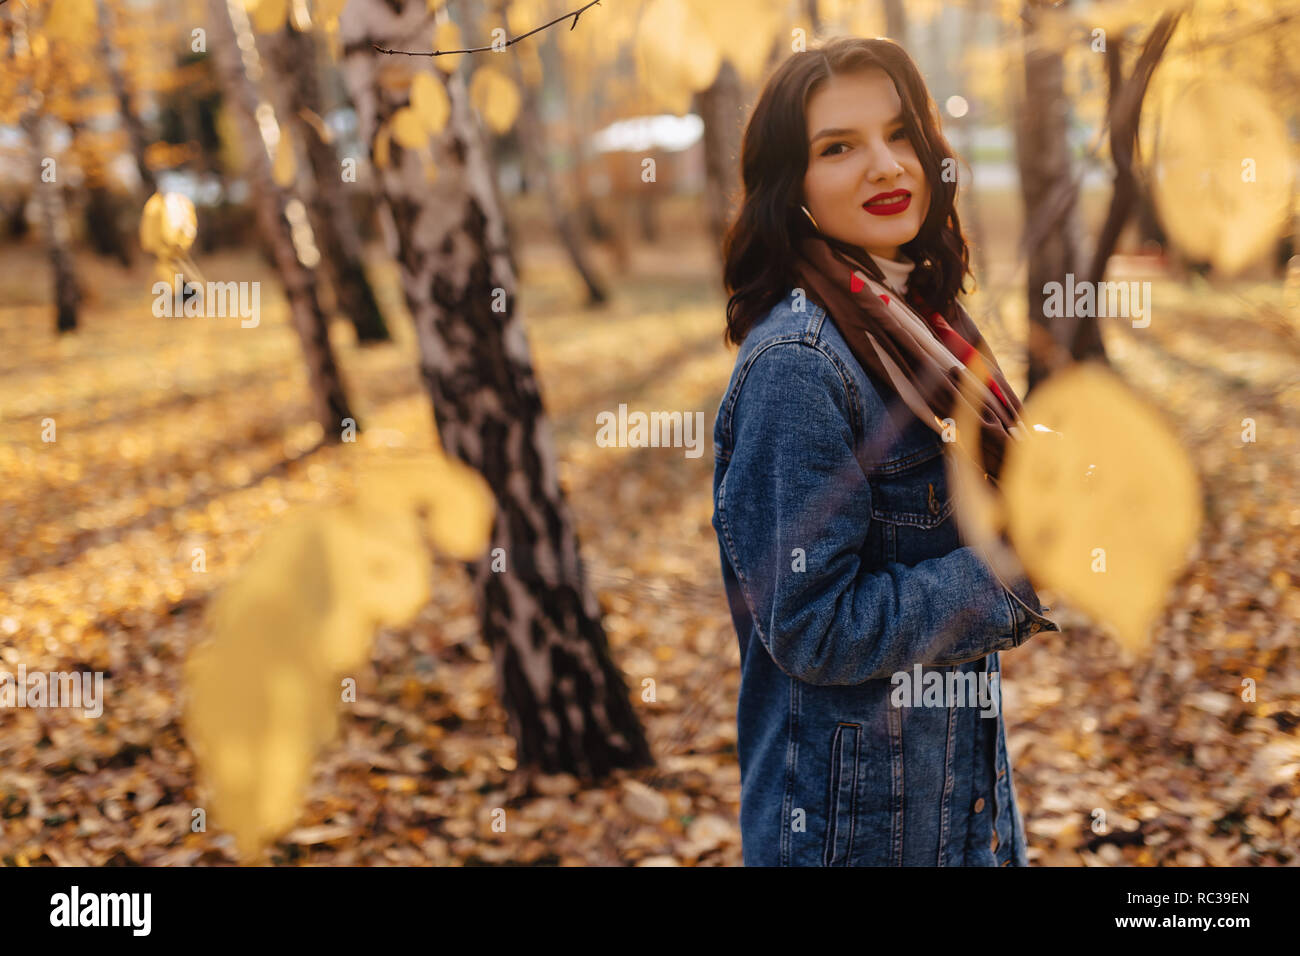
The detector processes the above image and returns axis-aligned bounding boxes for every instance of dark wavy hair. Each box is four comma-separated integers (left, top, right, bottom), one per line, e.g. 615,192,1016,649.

722,36,972,345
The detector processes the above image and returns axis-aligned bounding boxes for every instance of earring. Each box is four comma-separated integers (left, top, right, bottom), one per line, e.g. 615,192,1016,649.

800,204,820,231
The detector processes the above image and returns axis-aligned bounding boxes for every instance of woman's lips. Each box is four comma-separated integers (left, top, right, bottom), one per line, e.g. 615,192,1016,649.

863,190,911,216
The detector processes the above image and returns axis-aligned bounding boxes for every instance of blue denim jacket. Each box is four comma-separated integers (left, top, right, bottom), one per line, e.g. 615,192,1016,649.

711,289,1060,866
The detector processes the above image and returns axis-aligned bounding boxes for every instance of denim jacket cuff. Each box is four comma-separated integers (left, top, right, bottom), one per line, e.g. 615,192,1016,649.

971,538,1061,646
1003,568,1060,645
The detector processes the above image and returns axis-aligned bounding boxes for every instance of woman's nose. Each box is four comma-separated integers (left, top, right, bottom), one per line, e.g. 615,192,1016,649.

863,138,901,183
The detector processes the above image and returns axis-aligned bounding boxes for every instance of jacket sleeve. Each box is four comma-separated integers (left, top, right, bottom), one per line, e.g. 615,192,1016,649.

714,340,1057,686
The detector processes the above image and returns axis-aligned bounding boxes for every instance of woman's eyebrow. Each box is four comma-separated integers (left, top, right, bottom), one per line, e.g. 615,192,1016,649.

809,114,905,143
809,126,857,142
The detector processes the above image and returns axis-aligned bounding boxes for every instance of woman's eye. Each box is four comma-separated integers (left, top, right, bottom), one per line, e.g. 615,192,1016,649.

890,127,910,142
821,142,849,156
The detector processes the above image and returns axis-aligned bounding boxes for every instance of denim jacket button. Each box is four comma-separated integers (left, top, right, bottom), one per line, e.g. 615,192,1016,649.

973,797,986,813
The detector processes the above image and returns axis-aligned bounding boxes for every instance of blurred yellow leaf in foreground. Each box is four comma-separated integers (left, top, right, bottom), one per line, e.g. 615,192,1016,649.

1152,78,1292,277
184,452,494,860
999,364,1201,652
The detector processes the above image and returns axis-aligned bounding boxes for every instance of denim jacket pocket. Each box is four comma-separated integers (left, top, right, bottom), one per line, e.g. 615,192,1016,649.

867,444,962,566
817,704,905,866
823,721,861,865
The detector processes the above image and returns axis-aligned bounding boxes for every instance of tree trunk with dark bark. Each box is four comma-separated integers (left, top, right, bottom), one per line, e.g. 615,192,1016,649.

805,0,822,32
205,0,357,440
96,0,157,196
884,0,908,46
695,59,743,258
1076,12,1181,361
68,113,133,267
266,22,392,344
1015,1,1083,391
339,0,652,779
82,185,132,267
503,26,606,306
21,113,81,334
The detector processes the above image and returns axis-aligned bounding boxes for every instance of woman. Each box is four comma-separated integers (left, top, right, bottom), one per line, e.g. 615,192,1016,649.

712,36,1060,866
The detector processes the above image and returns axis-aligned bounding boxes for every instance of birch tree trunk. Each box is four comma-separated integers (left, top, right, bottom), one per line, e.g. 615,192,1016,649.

9,2,80,333
22,113,81,334
205,0,357,440
338,0,651,778
266,22,391,344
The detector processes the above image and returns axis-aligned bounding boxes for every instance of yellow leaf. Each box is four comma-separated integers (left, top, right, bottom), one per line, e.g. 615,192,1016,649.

410,72,450,134
316,507,431,669
354,455,494,561
684,0,781,85
272,128,296,187
247,0,289,34
1152,77,1292,276
469,67,520,134
635,0,721,114
506,0,544,36
390,107,430,150
186,514,346,860
433,20,464,74
183,450,493,859
159,193,198,252
44,0,97,44
999,364,1201,652
141,192,197,260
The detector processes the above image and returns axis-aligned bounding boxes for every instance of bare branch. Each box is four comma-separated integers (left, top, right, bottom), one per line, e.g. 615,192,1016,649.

374,0,601,57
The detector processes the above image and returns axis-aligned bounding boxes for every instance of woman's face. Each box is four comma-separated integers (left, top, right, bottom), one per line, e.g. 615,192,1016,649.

802,68,930,261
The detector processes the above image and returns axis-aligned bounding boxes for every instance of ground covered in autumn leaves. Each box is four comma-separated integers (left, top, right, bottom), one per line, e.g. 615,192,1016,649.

0,233,1296,866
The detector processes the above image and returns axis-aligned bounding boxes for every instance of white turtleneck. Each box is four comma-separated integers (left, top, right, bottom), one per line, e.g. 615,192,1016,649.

868,251,916,297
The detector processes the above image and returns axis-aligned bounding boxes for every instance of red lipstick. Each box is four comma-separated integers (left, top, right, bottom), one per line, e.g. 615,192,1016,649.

863,189,911,216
